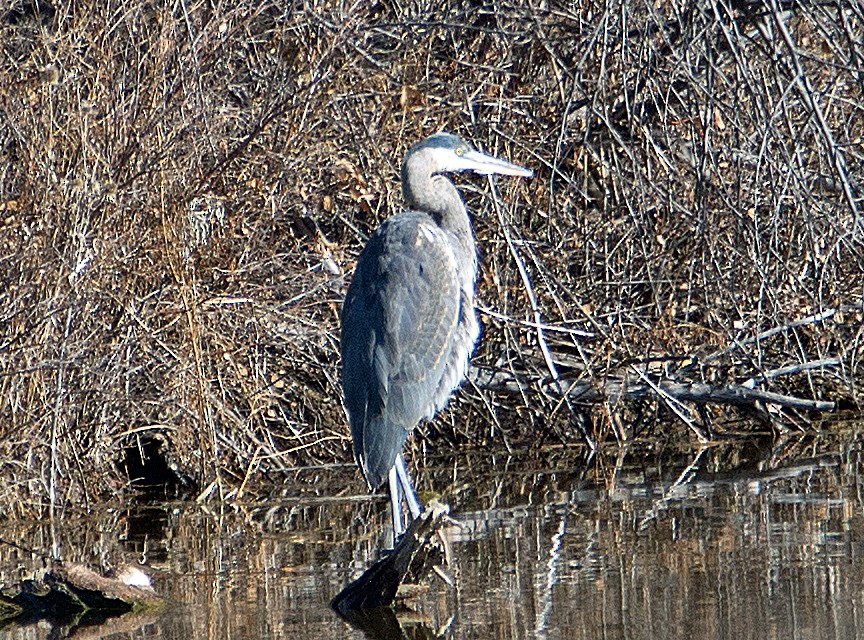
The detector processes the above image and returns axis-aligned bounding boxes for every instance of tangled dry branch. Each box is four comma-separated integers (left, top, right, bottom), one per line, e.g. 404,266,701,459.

0,0,861,509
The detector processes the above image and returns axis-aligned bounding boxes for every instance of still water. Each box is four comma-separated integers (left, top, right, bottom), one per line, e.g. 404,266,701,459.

2,433,864,639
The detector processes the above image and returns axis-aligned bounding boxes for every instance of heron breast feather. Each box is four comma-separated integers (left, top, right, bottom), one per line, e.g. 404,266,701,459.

341,213,475,485
374,230,461,420
343,215,463,422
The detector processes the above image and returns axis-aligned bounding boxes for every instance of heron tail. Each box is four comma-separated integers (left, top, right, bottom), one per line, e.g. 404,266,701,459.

356,416,411,490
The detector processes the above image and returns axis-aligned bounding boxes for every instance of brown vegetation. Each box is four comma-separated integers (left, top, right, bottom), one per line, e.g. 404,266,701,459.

0,0,862,510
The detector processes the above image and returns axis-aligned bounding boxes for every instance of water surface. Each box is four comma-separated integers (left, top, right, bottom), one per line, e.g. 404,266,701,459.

2,432,864,639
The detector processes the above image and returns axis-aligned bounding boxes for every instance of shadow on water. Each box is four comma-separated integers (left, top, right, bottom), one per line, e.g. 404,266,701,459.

3,427,864,639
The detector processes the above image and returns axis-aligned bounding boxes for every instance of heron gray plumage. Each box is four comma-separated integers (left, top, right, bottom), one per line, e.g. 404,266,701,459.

340,132,532,542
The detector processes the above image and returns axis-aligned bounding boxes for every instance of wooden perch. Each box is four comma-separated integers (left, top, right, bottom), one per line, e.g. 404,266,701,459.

331,501,450,614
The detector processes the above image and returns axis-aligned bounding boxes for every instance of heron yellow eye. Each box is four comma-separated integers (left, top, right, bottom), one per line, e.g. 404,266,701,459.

456,147,465,156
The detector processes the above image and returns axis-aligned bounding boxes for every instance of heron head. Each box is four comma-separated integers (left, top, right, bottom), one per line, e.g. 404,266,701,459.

409,132,534,178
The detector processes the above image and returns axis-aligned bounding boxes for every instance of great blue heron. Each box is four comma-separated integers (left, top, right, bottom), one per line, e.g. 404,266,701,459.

340,132,532,542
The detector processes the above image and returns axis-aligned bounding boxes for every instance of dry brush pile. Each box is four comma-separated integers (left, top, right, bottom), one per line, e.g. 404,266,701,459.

0,0,861,510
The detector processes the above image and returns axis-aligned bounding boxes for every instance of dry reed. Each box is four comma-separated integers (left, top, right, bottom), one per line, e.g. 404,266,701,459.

0,0,861,509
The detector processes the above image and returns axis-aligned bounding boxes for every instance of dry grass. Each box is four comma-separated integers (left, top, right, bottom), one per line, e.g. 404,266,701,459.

0,0,861,509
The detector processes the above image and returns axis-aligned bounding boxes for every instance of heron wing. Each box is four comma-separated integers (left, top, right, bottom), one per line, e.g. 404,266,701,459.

341,212,461,488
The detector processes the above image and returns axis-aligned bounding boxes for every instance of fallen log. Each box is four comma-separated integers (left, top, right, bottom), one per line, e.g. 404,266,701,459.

0,560,161,626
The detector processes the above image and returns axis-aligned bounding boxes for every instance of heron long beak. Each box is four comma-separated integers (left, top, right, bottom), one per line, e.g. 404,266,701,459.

462,149,534,178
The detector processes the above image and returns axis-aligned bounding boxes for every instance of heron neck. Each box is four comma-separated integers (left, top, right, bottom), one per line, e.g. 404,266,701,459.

402,170,477,278
402,167,471,231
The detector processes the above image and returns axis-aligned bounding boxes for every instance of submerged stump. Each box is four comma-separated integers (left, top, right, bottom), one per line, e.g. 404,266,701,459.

331,500,450,614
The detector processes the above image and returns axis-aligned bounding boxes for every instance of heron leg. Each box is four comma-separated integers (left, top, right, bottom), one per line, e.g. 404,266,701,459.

395,454,422,519
387,465,405,542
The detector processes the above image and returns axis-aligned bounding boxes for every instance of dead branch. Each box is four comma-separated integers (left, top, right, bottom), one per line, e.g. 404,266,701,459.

475,367,836,413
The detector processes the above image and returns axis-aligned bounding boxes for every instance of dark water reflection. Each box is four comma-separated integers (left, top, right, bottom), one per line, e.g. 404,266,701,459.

3,432,864,639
